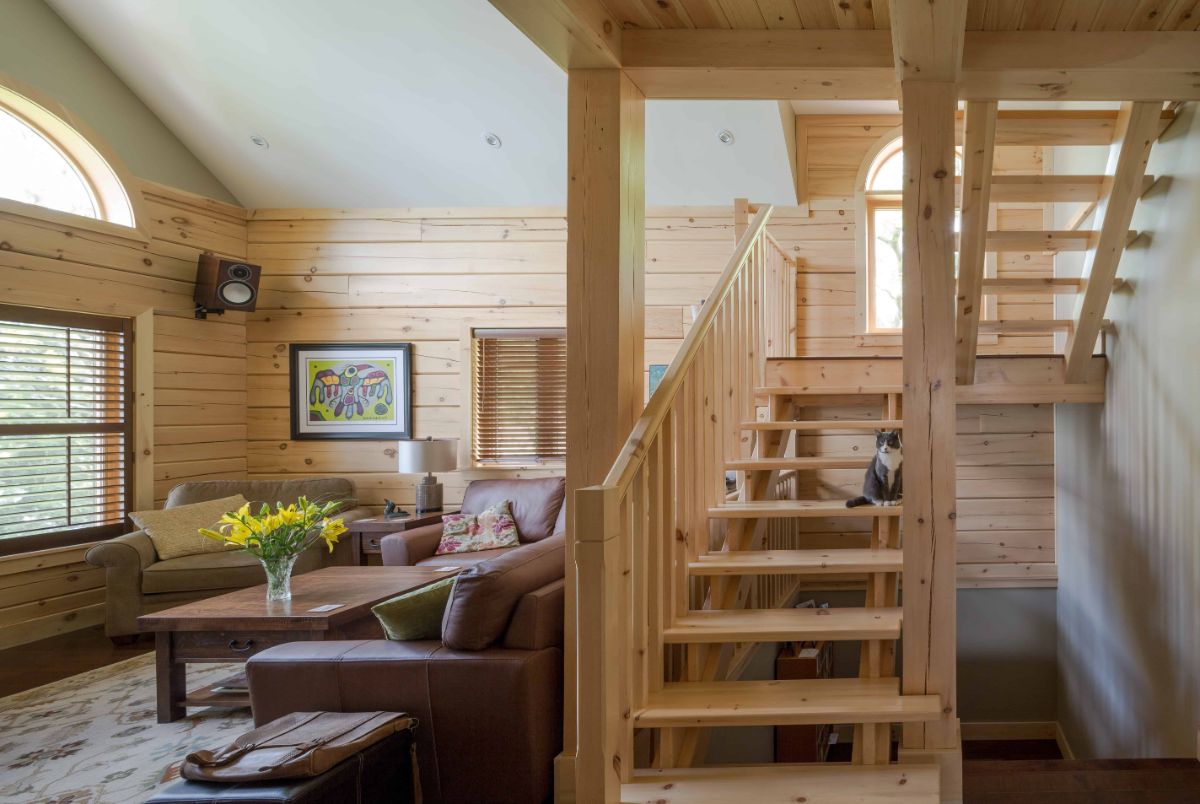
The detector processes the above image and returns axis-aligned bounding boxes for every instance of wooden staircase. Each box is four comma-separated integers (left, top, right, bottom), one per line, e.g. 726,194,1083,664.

956,101,1167,385
574,202,944,803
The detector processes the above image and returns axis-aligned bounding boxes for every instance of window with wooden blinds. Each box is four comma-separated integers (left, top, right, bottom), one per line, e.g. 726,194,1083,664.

472,328,566,465
0,304,132,554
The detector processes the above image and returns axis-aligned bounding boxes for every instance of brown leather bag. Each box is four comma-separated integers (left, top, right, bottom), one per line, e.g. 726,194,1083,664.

182,711,418,784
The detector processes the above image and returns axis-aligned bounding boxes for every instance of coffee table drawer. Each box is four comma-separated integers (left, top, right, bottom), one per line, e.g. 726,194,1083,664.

173,630,309,660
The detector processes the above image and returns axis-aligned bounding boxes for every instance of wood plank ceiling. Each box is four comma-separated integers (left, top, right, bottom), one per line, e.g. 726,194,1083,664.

597,0,1200,30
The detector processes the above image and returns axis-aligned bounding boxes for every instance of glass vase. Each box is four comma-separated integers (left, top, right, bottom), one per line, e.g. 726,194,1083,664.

260,554,298,602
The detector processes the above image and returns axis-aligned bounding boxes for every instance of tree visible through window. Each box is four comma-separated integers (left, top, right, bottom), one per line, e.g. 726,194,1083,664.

0,305,132,554
864,140,960,331
0,106,99,219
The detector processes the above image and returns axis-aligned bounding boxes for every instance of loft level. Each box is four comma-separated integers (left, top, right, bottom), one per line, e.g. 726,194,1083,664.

763,355,1106,405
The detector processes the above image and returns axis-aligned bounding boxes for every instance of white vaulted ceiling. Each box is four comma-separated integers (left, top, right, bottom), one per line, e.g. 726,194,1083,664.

47,0,797,209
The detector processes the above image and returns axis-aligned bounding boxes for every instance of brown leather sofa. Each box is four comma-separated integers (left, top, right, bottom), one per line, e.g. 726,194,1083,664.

247,532,565,804
380,476,566,568
85,478,373,638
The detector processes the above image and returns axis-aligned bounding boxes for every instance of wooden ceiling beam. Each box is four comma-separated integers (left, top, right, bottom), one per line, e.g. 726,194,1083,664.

891,0,969,83
616,29,1200,99
488,0,622,70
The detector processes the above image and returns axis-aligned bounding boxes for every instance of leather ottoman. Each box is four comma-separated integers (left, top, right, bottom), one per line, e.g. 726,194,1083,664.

145,727,418,804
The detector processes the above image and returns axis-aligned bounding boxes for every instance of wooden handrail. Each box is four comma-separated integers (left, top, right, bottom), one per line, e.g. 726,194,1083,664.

572,200,797,802
598,205,774,498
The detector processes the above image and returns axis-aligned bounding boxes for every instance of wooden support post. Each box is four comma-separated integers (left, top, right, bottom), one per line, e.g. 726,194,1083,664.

574,487,624,803
564,68,646,802
733,197,750,241
899,80,959,752
1063,101,1161,382
954,100,997,385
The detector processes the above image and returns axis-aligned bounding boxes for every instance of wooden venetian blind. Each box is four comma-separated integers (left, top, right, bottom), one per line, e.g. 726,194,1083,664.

0,304,132,550
472,328,566,464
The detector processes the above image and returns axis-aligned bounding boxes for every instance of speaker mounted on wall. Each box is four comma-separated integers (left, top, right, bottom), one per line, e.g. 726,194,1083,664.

194,252,262,319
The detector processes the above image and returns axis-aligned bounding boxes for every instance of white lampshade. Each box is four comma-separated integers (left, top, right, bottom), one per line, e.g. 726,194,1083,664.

397,438,458,474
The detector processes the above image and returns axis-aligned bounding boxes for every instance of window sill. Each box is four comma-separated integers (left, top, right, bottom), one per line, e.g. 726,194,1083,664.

464,462,566,473
856,332,1000,347
0,197,151,245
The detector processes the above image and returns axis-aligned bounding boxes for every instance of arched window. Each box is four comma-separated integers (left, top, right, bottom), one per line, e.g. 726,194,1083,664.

862,137,961,331
864,139,905,330
0,83,137,229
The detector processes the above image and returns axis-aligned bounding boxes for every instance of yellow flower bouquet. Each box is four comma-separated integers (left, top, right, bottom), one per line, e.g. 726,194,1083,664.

200,496,347,602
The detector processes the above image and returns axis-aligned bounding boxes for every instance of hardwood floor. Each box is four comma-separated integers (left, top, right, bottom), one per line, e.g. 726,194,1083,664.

965,739,1063,761
965,758,1200,803
0,625,151,698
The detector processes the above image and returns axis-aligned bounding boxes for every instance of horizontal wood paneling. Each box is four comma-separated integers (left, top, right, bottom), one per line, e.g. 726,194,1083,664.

244,207,736,510
0,181,249,646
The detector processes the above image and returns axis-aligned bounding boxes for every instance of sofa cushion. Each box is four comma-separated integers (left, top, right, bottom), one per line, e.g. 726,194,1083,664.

414,546,517,569
130,495,248,561
142,542,324,594
166,478,359,513
372,575,457,641
460,477,564,543
441,534,564,651
435,501,519,555
552,498,567,537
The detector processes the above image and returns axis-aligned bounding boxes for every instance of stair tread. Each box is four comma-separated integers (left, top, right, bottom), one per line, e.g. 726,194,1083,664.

742,418,903,431
623,764,940,803
988,174,1106,202
978,319,1077,333
664,607,902,643
729,456,872,470
983,229,1137,251
760,384,902,396
690,548,903,575
982,277,1084,294
709,500,902,518
633,677,941,727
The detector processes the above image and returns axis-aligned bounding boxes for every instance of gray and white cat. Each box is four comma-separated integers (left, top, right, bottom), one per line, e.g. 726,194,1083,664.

846,430,903,508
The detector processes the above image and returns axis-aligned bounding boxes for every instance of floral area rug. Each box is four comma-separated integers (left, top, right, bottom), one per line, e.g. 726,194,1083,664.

0,653,253,803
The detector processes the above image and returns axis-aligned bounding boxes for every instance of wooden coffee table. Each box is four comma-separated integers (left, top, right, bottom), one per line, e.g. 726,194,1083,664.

139,565,460,722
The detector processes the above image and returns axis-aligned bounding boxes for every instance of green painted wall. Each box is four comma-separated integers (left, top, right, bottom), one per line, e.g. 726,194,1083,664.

0,0,236,203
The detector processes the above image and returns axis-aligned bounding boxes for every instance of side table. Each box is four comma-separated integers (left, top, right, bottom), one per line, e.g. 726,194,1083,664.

348,511,452,565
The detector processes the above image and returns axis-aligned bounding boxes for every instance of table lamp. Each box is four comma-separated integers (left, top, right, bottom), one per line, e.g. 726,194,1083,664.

397,437,458,514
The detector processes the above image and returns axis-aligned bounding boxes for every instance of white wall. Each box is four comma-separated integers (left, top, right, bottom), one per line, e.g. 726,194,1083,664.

1056,103,1200,758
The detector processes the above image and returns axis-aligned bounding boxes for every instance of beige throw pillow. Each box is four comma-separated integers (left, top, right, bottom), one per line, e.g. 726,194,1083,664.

131,495,248,561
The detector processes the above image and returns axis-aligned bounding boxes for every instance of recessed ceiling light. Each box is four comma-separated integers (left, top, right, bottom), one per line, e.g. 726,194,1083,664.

483,132,503,149
717,129,735,145
250,134,270,150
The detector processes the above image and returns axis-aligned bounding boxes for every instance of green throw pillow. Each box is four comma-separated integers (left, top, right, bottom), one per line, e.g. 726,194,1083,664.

371,576,457,641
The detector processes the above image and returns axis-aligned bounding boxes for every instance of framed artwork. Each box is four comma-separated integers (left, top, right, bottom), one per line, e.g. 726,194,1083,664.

289,343,412,440
648,364,669,398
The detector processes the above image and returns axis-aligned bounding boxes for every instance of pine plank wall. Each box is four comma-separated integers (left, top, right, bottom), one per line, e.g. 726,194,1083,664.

0,113,1055,646
0,181,248,648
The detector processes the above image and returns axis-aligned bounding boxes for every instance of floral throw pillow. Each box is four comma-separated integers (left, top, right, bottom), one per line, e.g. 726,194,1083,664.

435,500,520,555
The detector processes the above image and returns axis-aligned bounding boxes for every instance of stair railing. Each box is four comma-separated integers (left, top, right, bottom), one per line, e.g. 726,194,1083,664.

573,201,795,802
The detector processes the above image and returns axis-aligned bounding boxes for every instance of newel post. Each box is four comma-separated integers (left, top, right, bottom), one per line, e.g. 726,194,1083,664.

573,486,623,803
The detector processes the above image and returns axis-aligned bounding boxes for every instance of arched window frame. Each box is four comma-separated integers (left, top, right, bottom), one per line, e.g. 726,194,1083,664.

854,131,962,334
0,78,150,242
857,131,905,333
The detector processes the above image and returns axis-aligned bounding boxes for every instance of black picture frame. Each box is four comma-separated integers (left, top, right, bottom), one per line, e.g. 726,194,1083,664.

288,342,413,441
